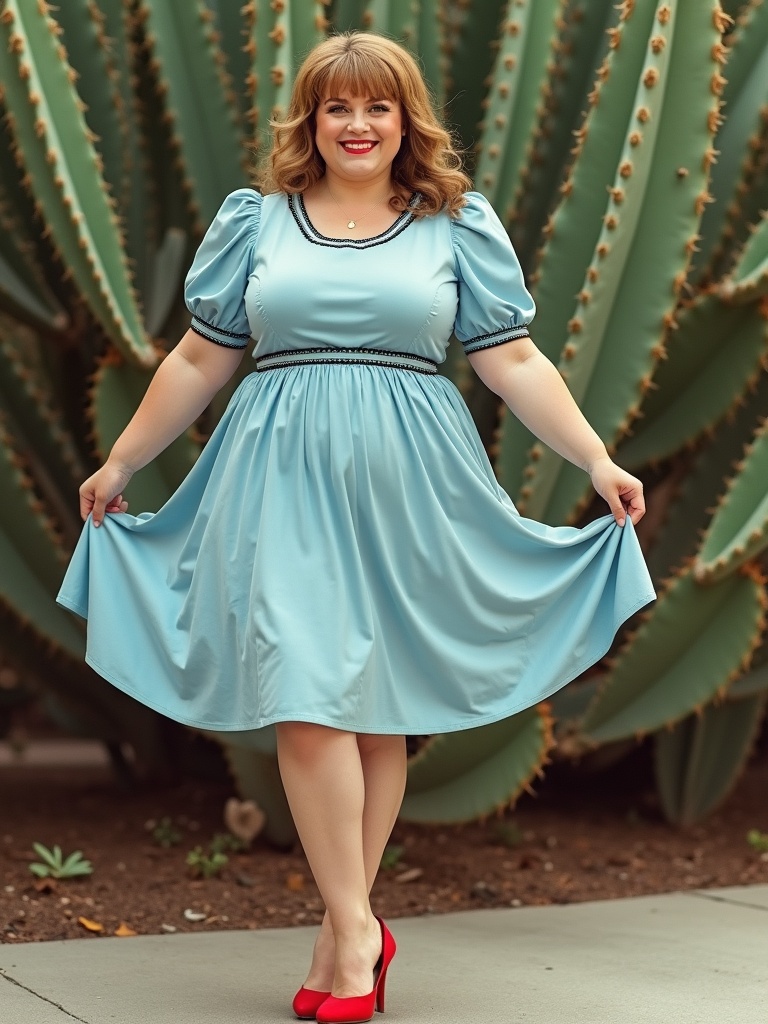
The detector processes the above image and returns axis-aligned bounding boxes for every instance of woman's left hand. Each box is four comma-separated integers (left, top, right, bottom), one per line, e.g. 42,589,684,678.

589,456,645,527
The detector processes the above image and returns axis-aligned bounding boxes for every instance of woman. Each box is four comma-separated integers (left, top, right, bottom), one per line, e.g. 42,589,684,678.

57,31,655,1024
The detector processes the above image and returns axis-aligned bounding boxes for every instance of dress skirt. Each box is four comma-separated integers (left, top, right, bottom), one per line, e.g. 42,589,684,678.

56,361,656,735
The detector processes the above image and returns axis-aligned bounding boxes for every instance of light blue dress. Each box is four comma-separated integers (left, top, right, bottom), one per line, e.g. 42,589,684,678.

56,188,656,734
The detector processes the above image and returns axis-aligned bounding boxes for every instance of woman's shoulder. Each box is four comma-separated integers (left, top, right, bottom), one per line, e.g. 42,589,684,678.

447,191,507,245
451,191,493,224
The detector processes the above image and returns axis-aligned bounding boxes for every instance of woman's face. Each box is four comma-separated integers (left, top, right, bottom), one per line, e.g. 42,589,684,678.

314,92,404,183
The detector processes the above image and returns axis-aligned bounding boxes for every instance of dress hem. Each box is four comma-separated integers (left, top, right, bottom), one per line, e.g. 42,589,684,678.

64,588,656,737
56,593,87,619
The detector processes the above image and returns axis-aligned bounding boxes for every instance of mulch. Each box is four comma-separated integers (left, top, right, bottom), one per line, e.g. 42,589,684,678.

2,736,767,944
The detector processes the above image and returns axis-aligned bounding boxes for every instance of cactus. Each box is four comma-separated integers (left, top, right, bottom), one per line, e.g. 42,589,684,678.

136,0,246,229
690,0,768,282
0,317,86,506
442,0,505,159
216,743,298,850
88,351,200,513
510,0,622,264
654,691,767,826
399,704,553,823
0,0,153,364
643,365,768,581
473,0,560,215
694,413,768,581
727,641,768,698
614,288,768,470
494,0,662,499
718,210,768,304
512,1,726,525
579,564,767,745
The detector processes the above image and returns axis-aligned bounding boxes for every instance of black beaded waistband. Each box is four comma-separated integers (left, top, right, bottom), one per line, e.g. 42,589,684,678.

254,347,439,375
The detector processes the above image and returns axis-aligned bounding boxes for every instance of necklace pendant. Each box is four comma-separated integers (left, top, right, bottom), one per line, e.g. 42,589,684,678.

347,220,356,230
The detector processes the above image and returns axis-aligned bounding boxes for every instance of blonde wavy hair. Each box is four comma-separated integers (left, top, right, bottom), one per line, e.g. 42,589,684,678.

253,32,472,217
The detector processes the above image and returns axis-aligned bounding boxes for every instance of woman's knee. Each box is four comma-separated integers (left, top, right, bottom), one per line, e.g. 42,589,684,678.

275,720,356,759
356,732,405,755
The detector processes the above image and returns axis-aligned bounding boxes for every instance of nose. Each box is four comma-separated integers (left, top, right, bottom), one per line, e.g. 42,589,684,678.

347,110,369,133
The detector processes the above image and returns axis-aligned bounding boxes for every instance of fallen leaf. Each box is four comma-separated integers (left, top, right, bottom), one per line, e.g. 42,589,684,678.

77,917,104,933
285,873,305,892
394,867,423,883
114,922,137,937
470,880,497,899
224,798,266,843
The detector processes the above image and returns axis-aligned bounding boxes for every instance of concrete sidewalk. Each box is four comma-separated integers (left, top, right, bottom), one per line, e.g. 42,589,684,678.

1,884,766,1024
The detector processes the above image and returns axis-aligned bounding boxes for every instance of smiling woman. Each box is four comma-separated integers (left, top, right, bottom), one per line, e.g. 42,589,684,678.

57,29,655,1024
308,92,405,234
258,31,472,225
300,92,404,234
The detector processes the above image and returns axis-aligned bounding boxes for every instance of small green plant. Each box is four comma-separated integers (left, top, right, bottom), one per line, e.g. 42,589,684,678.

747,829,768,852
29,843,93,879
152,816,183,848
209,831,248,855
186,846,228,878
492,821,525,848
380,844,405,870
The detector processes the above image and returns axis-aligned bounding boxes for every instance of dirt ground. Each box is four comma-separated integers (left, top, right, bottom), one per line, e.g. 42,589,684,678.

2,730,767,945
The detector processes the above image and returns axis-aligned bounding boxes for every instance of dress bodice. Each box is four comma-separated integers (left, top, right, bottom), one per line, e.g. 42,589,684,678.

183,188,536,363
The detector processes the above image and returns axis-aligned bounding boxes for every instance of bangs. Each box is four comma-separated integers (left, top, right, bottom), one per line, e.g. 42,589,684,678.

313,51,402,105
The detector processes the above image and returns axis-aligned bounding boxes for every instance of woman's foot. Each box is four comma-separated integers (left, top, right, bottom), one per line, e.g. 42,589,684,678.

329,912,383,998
302,912,336,991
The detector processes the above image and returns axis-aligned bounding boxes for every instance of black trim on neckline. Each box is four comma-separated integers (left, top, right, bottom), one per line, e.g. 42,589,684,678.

289,192,421,249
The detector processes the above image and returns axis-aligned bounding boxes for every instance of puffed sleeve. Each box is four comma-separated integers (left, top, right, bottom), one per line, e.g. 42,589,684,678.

451,190,536,354
183,188,263,348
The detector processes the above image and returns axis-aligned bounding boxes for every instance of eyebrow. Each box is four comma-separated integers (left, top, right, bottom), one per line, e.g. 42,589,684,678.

323,96,390,103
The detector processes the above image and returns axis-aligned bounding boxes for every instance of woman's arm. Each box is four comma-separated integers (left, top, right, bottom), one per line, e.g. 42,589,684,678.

80,328,246,526
467,338,645,526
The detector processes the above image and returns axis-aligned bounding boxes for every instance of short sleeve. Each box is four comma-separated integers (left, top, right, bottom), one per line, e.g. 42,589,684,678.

451,191,536,354
183,188,263,348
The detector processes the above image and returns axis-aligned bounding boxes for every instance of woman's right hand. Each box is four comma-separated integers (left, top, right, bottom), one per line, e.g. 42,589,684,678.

79,459,134,527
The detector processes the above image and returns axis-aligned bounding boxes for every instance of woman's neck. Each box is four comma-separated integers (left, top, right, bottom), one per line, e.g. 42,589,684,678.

320,171,395,205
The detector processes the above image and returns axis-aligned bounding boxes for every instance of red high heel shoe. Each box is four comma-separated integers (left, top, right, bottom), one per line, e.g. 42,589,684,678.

315,916,396,1024
292,985,332,1019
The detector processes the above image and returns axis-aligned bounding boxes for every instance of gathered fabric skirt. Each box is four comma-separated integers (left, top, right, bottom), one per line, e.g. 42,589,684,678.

56,362,656,734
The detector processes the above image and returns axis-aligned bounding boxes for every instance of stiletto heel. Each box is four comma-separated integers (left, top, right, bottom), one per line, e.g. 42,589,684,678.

374,962,388,1012
316,916,396,1024
292,985,332,1019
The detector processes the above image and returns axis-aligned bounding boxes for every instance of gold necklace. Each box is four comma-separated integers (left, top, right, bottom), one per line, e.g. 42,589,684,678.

324,183,393,231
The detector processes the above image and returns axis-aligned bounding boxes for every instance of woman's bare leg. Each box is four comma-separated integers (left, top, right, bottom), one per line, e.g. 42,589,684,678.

276,723,405,997
303,733,408,989
276,724,407,993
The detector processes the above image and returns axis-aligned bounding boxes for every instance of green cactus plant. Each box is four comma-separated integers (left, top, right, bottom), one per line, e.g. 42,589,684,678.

694,412,768,582
513,1,726,525
578,564,767,745
0,0,154,364
399,705,553,824
654,691,767,826
0,0,766,834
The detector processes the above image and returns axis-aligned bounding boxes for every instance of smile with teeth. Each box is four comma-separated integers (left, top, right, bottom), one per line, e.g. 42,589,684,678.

340,140,378,152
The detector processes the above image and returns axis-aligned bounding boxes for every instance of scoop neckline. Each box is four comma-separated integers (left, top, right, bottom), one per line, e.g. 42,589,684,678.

289,191,421,249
